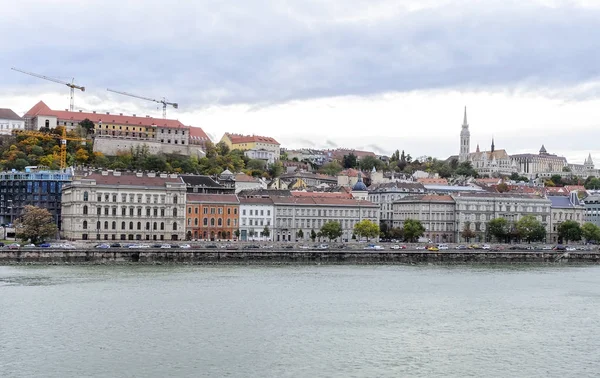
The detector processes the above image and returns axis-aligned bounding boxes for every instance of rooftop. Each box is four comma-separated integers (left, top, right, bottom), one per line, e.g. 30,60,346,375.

79,171,184,187
224,133,280,145
187,194,240,204
0,108,22,121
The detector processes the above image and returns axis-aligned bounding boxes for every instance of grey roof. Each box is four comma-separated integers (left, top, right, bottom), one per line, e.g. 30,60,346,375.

180,175,224,188
424,184,483,192
0,109,22,121
548,196,581,208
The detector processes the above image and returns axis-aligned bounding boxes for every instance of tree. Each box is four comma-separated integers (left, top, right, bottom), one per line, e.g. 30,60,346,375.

15,205,58,244
402,219,425,242
461,222,476,242
379,222,389,238
320,221,343,242
550,174,564,187
247,159,266,170
310,229,317,242
515,215,546,243
262,226,270,239
585,177,600,190
297,229,304,239
455,161,478,177
496,183,509,193
267,162,284,178
78,118,95,136
558,220,582,243
319,161,343,176
359,155,384,172
342,153,358,169
388,227,403,240
234,229,240,239
216,141,230,156
353,219,380,241
75,148,89,164
581,223,600,244
249,230,256,239
487,217,509,242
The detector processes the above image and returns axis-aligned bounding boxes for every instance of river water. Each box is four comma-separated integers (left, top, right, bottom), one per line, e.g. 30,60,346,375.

1,265,599,378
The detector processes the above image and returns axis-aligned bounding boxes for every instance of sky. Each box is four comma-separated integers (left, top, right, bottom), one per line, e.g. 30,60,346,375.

2,0,600,164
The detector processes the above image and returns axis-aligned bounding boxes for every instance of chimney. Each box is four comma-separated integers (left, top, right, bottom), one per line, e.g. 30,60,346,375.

133,114,136,117
93,111,96,114
169,174,178,178
101,171,108,176
79,110,83,112
106,112,110,115
113,171,121,176
159,173,168,178
119,113,123,116
146,115,150,118
65,109,68,111
147,172,156,178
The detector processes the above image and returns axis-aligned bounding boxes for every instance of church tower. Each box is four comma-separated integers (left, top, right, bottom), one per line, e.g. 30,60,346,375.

459,106,470,162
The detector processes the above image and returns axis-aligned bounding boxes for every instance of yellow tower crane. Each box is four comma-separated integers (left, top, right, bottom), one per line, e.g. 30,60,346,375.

12,128,87,170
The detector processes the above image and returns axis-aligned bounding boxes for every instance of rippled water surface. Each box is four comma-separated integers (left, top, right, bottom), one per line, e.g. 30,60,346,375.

1,265,600,378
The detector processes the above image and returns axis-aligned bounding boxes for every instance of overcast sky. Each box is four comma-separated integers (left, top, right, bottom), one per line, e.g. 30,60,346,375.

3,0,600,163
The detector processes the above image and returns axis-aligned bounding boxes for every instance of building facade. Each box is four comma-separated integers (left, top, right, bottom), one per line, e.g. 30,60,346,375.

220,133,281,159
180,175,234,194
186,194,239,241
244,148,277,164
0,108,25,135
582,193,600,228
511,146,569,179
239,197,275,241
61,171,187,241
368,182,426,226
548,193,586,243
393,195,456,243
0,167,72,229
452,193,551,243
271,196,379,242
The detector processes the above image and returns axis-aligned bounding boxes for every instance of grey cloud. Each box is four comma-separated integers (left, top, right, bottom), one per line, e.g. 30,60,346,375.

3,1,600,107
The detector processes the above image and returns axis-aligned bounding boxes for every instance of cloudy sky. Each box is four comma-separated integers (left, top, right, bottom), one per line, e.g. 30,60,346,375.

3,0,600,163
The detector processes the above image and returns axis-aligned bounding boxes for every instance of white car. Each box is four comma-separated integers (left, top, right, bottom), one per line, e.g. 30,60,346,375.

481,244,491,250
565,246,576,251
62,244,76,249
160,244,171,249
364,245,385,250
179,244,191,249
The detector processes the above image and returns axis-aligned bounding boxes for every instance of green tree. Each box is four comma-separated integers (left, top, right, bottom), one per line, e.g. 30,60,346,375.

320,221,343,241
234,229,240,239
15,205,58,244
496,183,509,193
267,162,284,178
558,220,582,243
353,219,380,241
247,159,266,171
216,141,230,156
581,223,600,244
262,226,270,239
310,229,317,242
319,161,343,176
585,177,600,190
487,217,509,242
297,229,304,239
550,174,564,187
358,155,384,172
342,153,358,169
78,118,95,135
455,161,478,177
402,219,425,242
515,215,546,243
461,222,476,242
388,227,403,240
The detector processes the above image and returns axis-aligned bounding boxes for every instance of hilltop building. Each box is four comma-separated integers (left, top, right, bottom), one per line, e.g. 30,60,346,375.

220,133,281,160
0,108,25,135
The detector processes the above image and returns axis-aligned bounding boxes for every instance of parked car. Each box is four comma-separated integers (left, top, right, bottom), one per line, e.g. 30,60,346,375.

38,243,51,248
390,245,401,250
62,244,76,249
315,244,329,250
179,244,191,249
455,245,467,250
160,244,172,249
95,243,110,249
415,245,426,250
205,244,218,249
427,246,439,251
565,246,576,251
23,244,36,248
554,245,567,251
364,244,384,250
226,244,239,250
110,243,122,248
481,244,491,250
437,244,449,250
7,243,20,249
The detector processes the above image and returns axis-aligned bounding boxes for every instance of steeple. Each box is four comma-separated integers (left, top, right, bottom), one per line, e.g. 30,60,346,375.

459,106,470,163
491,137,495,153
476,144,480,153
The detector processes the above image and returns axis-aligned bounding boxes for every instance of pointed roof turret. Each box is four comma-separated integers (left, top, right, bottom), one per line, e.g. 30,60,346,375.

587,153,593,165
462,106,468,127
539,145,547,155
476,144,480,153
491,137,495,153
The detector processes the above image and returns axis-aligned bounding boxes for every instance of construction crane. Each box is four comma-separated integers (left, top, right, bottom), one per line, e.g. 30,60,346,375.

107,88,178,119
12,128,87,170
11,67,85,112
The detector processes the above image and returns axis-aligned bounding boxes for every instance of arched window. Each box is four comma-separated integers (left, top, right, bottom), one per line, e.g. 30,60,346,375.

112,221,116,230
104,221,108,229
227,219,231,226
218,218,222,226
83,205,88,215
96,221,101,230
173,208,178,217
83,191,89,201
129,222,133,230
83,220,88,229
153,222,157,230
146,222,150,230
137,222,141,230
210,218,215,226
203,218,207,226
173,222,178,231
160,222,165,230
121,221,126,230
187,218,191,226
195,218,199,226
173,195,178,204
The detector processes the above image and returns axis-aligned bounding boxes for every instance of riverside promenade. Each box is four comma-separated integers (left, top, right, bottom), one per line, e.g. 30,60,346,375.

1,248,600,265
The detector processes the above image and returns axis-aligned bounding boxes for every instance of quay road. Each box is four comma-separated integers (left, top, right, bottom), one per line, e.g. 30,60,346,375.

1,243,600,264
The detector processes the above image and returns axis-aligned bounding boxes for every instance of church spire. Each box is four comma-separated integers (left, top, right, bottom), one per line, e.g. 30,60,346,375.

463,106,468,126
491,137,495,153
476,144,480,153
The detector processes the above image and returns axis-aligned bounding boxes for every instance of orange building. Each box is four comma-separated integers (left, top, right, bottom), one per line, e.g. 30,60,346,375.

186,194,239,241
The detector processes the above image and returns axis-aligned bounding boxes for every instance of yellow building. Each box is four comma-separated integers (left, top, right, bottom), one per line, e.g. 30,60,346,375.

220,133,280,158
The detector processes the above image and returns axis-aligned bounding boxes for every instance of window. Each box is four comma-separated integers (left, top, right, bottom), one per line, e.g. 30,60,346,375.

129,222,134,230
160,222,165,230
146,208,151,216
83,205,88,215
218,208,223,215
137,222,141,230
137,208,142,216
203,218,207,226
105,208,109,216
161,209,165,217
227,219,231,226
112,208,117,216
122,208,126,216
96,221,101,230
121,221,126,230
211,208,215,214
242,210,246,215
146,222,150,230
188,207,192,214
218,218,222,226
129,208,134,216
173,196,178,204
234,209,237,215
104,221,108,229
195,208,198,214
154,208,158,217
173,222,178,231
153,222,157,230
97,195,102,202
112,194,117,202
83,192,89,201
210,218,215,226
97,207,101,215
173,208,178,217
112,221,116,230
203,208,208,214
83,220,88,230
227,208,231,215
250,210,253,216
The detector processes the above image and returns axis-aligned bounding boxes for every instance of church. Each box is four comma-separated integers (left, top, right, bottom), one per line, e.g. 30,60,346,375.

457,107,518,177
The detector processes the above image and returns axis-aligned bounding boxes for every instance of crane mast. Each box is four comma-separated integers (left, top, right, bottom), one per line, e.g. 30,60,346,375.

11,67,85,112
107,88,178,118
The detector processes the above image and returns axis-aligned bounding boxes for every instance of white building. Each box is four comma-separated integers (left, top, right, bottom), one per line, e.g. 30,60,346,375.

368,182,426,226
548,193,586,243
244,148,277,164
234,173,267,193
61,171,187,241
238,197,275,241
393,195,456,243
0,109,25,135
271,195,379,242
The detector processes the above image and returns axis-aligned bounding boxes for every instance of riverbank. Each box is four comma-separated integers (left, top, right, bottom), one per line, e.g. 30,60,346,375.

1,249,600,265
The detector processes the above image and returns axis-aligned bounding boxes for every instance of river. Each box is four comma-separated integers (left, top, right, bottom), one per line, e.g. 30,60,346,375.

1,265,599,377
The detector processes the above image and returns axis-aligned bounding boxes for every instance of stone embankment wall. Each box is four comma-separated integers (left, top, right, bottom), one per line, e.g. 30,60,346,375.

1,250,600,264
